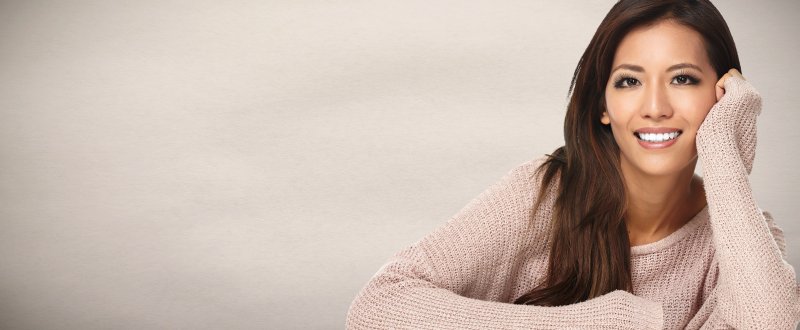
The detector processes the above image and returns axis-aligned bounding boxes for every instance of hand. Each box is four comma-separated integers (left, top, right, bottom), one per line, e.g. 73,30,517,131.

715,68,746,102
697,69,762,175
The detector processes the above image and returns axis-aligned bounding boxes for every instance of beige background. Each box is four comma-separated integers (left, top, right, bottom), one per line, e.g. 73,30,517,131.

0,0,798,329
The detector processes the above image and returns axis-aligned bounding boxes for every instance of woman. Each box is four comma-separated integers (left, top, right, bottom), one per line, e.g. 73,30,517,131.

346,1,799,329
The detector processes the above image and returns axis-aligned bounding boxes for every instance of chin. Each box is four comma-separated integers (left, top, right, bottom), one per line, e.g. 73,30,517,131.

623,154,697,177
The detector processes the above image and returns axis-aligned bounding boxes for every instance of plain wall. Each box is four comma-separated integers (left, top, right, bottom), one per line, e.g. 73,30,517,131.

1,0,798,329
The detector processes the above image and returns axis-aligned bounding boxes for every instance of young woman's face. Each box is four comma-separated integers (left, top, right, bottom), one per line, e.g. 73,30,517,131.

602,19,719,178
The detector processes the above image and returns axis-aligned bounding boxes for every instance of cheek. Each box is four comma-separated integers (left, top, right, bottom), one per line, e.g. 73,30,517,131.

604,94,637,124
671,92,717,127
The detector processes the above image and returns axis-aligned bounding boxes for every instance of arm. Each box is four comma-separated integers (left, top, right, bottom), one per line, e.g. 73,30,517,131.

684,210,799,329
695,74,800,328
346,158,664,329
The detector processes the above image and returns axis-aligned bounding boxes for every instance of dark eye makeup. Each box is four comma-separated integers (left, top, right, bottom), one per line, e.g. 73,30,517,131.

612,70,701,89
613,74,640,88
671,70,701,85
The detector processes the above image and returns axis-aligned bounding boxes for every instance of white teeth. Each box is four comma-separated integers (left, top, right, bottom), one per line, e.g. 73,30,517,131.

637,131,680,142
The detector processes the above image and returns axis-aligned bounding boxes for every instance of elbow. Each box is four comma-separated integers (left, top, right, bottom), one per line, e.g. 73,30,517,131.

346,287,378,329
346,251,439,328
346,284,410,330
346,271,431,329
345,280,396,329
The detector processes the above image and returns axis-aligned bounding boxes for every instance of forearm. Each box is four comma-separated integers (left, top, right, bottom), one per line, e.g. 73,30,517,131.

699,148,798,324
346,250,663,330
696,77,800,327
347,157,665,329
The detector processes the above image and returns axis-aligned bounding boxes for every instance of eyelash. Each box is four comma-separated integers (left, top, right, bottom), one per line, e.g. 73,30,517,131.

612,71,701,89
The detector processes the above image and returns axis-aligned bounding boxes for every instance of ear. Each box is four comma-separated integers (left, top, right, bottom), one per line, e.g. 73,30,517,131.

600,111,610,125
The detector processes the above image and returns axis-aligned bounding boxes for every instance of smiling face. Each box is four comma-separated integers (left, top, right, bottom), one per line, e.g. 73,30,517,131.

602,19,719,178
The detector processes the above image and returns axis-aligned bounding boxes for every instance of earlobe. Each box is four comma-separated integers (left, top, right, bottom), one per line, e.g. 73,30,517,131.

601,112,610,125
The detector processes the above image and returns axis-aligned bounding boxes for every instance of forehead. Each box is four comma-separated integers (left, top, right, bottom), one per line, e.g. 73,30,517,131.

612,19,711,69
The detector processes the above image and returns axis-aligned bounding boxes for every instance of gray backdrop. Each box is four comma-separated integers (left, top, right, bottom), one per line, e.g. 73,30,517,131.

1,0,798,329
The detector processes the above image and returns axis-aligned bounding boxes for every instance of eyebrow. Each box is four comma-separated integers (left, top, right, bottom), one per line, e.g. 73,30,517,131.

611,63,703,74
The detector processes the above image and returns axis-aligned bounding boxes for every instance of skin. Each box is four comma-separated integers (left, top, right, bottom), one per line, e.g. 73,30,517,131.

600,19,745,245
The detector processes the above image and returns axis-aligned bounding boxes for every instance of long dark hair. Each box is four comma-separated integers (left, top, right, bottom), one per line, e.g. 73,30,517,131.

514,0,741,306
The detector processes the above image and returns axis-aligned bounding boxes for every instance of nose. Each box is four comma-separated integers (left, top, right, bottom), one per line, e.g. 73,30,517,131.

640,83,674,120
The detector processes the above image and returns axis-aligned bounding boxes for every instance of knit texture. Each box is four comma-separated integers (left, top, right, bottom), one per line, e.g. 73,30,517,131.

346,77,800,329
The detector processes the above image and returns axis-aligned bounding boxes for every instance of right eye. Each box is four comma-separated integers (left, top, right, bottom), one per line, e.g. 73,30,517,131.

613,76,640,88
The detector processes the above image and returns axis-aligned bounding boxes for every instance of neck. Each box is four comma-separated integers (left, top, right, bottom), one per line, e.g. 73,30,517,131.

621,157,705,242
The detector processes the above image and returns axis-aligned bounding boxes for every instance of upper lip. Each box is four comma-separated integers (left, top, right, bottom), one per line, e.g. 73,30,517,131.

634,127,682,134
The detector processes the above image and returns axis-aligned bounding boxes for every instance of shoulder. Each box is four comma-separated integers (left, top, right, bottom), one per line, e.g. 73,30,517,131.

497,154,560,238
476,154,550,204
446,153,559,236
452,154,555,228
483,155,555,211
501,154,554,190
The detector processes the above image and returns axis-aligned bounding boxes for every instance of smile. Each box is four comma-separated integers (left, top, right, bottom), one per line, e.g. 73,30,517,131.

635,131,681,142
632,128,682,149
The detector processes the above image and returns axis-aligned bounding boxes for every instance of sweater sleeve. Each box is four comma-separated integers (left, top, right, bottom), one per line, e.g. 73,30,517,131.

345,157,664,329
683,210,799,329
695,76,800,329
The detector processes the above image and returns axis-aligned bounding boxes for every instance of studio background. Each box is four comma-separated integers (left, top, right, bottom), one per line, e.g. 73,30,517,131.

1,1,798,329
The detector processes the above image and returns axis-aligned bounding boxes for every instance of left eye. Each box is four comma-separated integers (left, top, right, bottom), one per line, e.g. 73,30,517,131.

672,75,695,85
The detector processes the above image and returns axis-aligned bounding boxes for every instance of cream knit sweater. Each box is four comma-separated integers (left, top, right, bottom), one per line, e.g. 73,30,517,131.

346,77,800,329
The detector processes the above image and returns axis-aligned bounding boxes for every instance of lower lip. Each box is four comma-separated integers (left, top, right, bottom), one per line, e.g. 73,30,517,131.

636,134,679,149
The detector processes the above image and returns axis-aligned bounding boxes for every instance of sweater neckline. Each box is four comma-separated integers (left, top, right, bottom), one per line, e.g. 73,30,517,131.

630,204,709,256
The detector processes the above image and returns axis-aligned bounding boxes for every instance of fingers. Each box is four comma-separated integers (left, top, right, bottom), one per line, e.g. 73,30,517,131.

715,69,746,101
730,68,744,80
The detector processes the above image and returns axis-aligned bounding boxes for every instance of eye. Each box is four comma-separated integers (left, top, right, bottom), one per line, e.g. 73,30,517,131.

671,74,700,85
613,75,640,89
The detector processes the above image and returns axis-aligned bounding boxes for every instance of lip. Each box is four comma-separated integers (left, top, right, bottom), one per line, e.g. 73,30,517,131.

636,136,679,149
633,127,682,150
